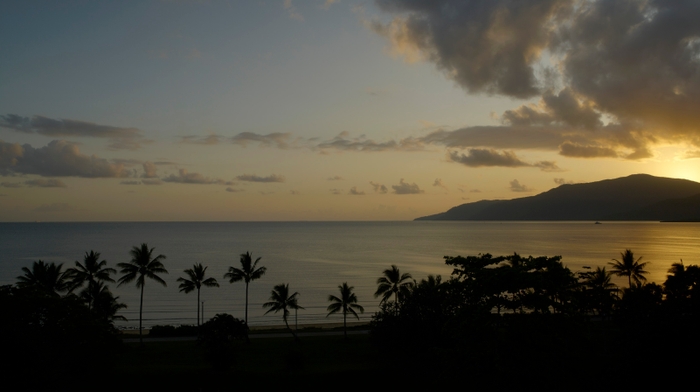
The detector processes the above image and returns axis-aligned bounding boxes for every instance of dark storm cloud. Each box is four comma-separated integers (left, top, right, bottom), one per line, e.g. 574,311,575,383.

0,114,146,150
0,140,130,178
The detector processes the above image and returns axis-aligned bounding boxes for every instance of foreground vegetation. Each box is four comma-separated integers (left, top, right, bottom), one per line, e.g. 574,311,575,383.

5,245,700,389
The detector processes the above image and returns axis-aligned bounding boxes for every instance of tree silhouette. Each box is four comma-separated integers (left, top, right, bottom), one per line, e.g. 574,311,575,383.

262,283,303,341
327,282,364,339
65,250,116,309
177,263,219,326
609,249,649,288
117,243,168,346
374,265,413,304
16,260,70,296
580,266,618,317
224,251,266,325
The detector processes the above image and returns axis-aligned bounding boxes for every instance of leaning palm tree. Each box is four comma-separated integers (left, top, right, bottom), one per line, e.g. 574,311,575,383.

117,243,168,346
65,250,116,309
327,282,364,339
609,249,649,288
16,260,70,296
224,251,266,325
178,263,219,326
262,283,303,341
374,265,413,304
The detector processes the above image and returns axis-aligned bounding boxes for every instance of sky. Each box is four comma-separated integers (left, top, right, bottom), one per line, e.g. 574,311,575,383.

2,0,700,221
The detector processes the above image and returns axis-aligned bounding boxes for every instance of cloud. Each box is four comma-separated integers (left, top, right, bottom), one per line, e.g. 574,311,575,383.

321,0,339,9
231,132,295,149
370,1,700,157
554,178,575,185
0,140,130,178
369,181,388,194
25,179,67,188
0,114,146,150
558,142,618,159
469,189,481,193
392,178,423,194
448,149,530,168
348,186,365,195
179,134,224,145
533,161,563,172
316,133,424,152
120,181,141,185
142,179,162,185
163,169,230,184
327,175,344,181
683,150,700,159
330,188,342,195
141,162,158,178
226,187,245,193
283,0,304,21
509,179,534,193
236,174,285,183
33,203,76,212
433,178,448,190
1,182,22,188
290,190,300,195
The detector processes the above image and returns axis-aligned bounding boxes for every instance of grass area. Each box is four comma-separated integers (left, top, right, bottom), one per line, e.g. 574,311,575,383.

111,333,385,389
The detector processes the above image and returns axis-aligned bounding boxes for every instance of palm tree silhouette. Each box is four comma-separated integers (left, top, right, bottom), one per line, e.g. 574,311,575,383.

117,243,168,346
374,265,413,304
263,283,303,341
177,263,219,326
16,260,70,296
224,251,266,325
609,249,649,288
327,282,364,339
65,250,116,309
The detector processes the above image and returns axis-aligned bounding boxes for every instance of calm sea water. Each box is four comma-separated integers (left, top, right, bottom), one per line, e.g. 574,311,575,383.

2,221,699,328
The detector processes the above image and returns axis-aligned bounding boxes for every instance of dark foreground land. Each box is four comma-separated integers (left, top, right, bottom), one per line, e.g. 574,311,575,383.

109,319,695,391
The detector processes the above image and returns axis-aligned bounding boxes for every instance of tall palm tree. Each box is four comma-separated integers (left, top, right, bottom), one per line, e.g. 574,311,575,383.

262,283,303,341
224,251,266,325
327,282,364,339
178,263,219,326
609,249,649,288
65,250,116,309
117,243,168,346
16,260,70,296
374,265,413,304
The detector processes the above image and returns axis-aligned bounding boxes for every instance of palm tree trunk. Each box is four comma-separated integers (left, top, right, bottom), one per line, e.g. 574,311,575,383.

139,283,144,347
284,318,299,342
245,282,249,325
343,312,347,339
197,288,201,327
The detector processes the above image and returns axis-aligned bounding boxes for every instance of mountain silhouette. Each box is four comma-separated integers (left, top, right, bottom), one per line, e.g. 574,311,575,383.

415,174,700,221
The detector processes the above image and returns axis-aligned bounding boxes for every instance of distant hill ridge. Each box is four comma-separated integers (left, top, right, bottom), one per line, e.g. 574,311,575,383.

415,174,700,221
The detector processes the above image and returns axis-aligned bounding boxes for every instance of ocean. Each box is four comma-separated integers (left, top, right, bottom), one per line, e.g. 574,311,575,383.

2,221,699,328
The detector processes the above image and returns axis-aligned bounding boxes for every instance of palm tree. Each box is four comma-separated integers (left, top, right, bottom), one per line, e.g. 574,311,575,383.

16,260,70,296
65,250,116,309
262,283,303,341
327,282,364,339
224,251,266,325
178,263,219,326
609,249,649,288
117,243,168,346
374,265,413,304
83,281,128,322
